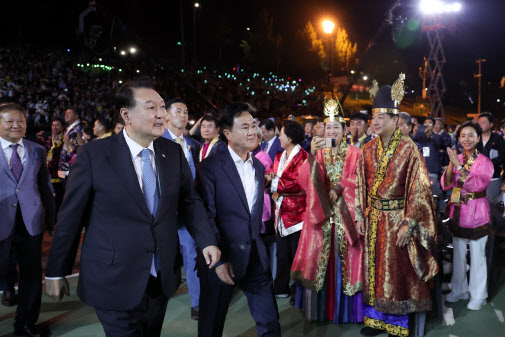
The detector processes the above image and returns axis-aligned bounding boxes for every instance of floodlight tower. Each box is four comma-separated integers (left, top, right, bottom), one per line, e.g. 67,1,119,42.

420,1,462,119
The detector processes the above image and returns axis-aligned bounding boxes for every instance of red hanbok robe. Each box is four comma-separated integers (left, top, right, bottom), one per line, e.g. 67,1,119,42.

291,144,363,294
268,147,309,230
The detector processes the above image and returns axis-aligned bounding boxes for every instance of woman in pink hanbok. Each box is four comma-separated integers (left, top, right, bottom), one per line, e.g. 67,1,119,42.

291,99,363,324
442,121,493,311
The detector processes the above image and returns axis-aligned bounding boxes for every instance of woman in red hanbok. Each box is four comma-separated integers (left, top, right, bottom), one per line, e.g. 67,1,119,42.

266,121,309,297
291,99,364,324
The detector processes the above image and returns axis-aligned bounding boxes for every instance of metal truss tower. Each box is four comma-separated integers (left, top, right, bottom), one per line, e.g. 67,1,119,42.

425,29,446,118
422,14,455,119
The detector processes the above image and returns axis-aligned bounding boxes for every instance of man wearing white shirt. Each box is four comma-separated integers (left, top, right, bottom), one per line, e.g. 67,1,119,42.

0,103,55,337
197,102,280,337
44,78,220,337
162,98,202,319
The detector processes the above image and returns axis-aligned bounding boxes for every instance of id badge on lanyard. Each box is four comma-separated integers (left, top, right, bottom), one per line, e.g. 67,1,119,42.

451,188,462,204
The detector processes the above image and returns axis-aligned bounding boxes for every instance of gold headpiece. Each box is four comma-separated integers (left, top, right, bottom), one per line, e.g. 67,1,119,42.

324,97,345,123
391,73,405,107
369,79,379,100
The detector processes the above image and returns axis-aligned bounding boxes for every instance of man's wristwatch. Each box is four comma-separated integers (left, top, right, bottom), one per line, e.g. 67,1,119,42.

456,165,463,171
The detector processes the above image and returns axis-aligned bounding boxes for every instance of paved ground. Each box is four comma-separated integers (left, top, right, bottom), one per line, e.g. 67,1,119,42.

1,233,505,336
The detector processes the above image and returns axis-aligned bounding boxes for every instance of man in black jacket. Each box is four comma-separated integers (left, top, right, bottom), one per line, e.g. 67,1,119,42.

477,112,505,226
197,103,281,337
44,78,220,336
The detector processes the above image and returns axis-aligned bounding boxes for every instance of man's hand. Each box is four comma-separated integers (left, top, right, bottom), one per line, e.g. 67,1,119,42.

202,245,221,269
215,262,235,285
396,228,412,247
44,278,70,301
357,221,365,236
36,131,45,139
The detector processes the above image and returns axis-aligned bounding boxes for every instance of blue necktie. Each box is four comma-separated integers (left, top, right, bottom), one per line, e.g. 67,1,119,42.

141,149,160,277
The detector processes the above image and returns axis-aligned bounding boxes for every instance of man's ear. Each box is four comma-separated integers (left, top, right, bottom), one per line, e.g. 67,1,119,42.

222,128,231,140
120,108,130,125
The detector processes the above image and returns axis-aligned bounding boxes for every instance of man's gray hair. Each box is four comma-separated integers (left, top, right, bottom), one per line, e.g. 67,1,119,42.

398,112,412,125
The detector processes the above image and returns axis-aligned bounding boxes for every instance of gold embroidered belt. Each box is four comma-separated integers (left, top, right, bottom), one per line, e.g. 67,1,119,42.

459,191,486,204
368,195,405,211
447,191,488,240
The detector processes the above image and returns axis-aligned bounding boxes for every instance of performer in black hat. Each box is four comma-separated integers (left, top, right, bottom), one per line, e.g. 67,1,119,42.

355,74,438,337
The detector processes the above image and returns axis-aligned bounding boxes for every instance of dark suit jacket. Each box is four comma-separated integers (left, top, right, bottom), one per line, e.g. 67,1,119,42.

161,129,201,226
45,132,217,311
477,132,505,179
199,139,227,161
161,128,200,173
261,136,283,163
196,148,269,281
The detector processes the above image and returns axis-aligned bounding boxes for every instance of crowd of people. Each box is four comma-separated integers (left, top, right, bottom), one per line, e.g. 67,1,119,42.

1,49,505,337
0,46,329,135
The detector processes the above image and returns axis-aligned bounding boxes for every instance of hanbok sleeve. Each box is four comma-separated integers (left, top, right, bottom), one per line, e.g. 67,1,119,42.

403,149,439,282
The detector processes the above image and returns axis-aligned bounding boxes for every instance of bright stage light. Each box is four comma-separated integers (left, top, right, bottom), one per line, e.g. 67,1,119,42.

322,20,335,34
130,47,137,54
120,50,126,55
419,1,462,15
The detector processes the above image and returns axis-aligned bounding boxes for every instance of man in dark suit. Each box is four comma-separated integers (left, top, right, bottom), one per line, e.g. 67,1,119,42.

44,78,220,336
259,119,282,163
0,103,56,337
197,103,281,337
162,98,203,320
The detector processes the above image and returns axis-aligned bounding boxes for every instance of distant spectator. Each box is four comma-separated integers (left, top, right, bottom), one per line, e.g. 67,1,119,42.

58,108,84,182
259,119,282,162
93,118,112,139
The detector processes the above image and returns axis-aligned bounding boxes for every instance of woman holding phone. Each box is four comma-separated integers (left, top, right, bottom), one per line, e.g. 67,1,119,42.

291,99,364,324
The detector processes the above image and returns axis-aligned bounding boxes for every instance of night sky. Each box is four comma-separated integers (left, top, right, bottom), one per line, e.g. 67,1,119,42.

1,0,504,112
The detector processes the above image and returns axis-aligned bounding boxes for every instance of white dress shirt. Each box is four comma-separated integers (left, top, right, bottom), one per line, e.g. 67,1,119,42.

265,136,277,154
46,130,157,281
168,129,191,163
0,136,26,166
228,145,258,213
123,129,157,192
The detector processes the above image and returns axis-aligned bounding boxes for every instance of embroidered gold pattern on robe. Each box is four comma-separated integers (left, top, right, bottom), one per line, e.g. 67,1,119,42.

364,317,409,337
356,129,438,315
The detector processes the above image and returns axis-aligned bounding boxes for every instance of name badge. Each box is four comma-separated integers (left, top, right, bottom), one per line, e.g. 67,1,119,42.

451,188,462,204
422,147,430,157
